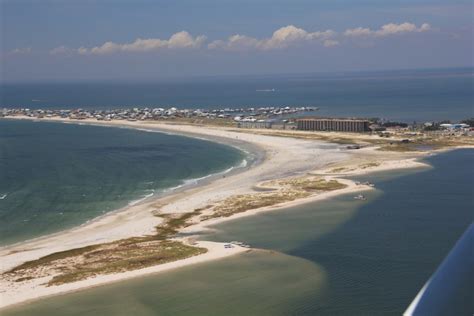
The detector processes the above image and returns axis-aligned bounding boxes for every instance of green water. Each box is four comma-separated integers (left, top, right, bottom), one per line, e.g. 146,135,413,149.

0,120,244,245
2,150,472,315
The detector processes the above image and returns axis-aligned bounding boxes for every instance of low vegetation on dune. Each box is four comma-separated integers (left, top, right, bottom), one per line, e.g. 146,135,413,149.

201,177,347,219
237,129,473,153
330,162,380,174
4,210,208,286
205,190,310,219
5,236,206,286
378,136,473,152
47,240,205,286
3,176,347,287
267,177,348,191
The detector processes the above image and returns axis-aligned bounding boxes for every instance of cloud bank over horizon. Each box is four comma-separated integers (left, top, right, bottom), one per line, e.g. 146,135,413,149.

76,31,206,55
35,22,433,56
344,22,431,38
208,25,338,50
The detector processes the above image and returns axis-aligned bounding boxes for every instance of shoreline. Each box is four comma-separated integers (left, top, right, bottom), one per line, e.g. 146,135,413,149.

0,117,263,251
0,117,443,309
0,148,254,251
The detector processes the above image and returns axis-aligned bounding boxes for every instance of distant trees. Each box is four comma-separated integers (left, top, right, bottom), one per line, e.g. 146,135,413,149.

382,121,408,128
438,120,452,124
461,118,474,127
423,124,440,131
368,117,380,124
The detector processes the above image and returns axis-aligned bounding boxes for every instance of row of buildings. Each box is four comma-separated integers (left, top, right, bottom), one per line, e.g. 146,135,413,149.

296,118,371,132
0,106,316,122
4,107,469,134
238,118,371,132
0,107,377,133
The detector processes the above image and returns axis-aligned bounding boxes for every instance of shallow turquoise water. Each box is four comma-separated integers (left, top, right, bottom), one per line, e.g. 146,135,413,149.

0,120,244,245
3,150,472,315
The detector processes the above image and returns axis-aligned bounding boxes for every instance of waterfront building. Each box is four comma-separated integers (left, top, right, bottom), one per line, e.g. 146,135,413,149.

296,118,370,132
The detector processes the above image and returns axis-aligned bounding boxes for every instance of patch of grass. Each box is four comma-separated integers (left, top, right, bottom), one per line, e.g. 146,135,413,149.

299,179,347,191
5,209,207,286
206,189,310,219
378,136,474,152
202,177,347,220
330,167,347,173
203,177,347,220
378,143,421,152
155,209,202,239
8,244,102,273
48,241,206,286
14,276,34,282
267,177,347,192
360,162,380,169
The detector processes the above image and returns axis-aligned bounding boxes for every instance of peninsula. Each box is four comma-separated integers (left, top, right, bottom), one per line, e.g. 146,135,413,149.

0,114,472,309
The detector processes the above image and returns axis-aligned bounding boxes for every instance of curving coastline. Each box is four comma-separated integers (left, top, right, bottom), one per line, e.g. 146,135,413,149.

0,117,442,309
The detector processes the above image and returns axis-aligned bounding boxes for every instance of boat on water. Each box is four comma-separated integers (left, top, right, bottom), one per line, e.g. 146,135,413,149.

354,194,367,201
0,194,7,200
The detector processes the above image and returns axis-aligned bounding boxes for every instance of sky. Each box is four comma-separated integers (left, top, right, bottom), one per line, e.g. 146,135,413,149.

1,0,473,82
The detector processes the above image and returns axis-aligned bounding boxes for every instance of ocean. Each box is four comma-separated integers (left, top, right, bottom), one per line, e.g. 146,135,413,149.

1,67,473,122
3,149,472,315
0,119,244,246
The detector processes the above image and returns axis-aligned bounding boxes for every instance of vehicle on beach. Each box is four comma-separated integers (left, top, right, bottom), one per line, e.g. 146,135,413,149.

230,241,251,248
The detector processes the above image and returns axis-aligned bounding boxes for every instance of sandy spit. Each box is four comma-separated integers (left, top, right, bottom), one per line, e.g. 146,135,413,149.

0,117,432,309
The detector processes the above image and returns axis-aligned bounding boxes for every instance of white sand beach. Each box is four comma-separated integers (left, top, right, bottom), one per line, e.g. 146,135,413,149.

0,117,433,309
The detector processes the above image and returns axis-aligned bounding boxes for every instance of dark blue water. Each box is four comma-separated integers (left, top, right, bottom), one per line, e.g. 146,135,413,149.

204,149,474,315
2,68,473,122
3,150,472,315
0,119,244,246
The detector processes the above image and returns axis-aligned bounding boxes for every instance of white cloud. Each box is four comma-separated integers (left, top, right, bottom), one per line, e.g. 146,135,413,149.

209,25,337,51
47,22,434,56
344,27,373,37
9,47,32,55
208,34,259,50
323,39,339,47
79,31,206,55
419,23,432,32
49,46,72,55
77,47,89,55
344,22,431,38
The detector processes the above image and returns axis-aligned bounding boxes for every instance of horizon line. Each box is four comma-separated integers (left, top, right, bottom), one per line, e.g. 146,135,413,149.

1,65,472,85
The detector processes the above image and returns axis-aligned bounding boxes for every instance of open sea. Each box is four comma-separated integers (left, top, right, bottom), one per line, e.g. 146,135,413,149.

0,119,244,246
1,67,473,122
2,149,473,315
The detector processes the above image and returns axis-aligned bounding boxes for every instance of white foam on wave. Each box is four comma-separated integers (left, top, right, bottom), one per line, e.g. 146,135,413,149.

0,193,7,200
128,190,155,206
135,128,155,133
167,158,248,190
